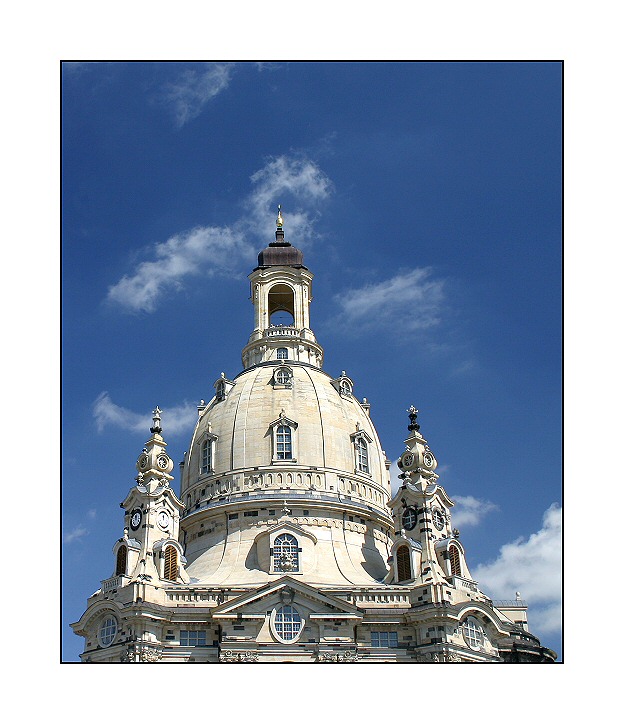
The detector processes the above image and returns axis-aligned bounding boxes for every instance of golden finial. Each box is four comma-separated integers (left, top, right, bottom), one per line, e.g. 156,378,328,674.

276,204,284,229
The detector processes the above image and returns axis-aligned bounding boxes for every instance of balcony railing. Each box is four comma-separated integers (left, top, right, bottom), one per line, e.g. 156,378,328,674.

100,574,131,593
448,575,478,592
265,325,299,337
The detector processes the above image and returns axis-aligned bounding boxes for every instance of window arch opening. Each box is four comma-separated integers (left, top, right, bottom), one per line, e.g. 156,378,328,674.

396,545,412,582
115,545,127,576
164,546,178,581
449,545,461,576
268,284,295,327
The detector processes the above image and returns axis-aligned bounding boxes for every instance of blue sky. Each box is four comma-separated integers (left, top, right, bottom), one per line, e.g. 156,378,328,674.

61,61,561,661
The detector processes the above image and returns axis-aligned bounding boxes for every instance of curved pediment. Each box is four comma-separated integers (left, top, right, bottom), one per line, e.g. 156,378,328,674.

254,520,318,545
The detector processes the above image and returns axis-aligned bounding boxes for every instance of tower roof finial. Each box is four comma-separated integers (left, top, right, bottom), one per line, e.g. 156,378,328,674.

407,405,420,432
150,405,163,434
276,204,284,229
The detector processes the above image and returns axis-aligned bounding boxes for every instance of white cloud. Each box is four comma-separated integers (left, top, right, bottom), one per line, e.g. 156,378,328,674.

107,155,332,313
473,504,562,637
333,267,445,335
64,525,88,544
93,392,197,436
246,156,332,242
451,495,499,528
163,62,235,127
107,225,252,313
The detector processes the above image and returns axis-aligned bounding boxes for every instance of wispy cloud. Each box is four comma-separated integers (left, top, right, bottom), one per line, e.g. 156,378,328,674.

163,63,235,127
107,226,252,313
106,155,332,314
64,525,88,544
332,267,446,336
473,504,562,638
93,392,197,435
245,155,332,242
451,495,499,528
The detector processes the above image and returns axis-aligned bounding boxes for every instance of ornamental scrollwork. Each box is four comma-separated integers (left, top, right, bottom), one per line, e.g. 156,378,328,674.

318,649,359,663
219,650,259,663
139,646,163,662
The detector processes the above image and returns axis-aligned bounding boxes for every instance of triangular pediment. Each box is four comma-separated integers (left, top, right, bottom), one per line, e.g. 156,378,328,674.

210,577,362,620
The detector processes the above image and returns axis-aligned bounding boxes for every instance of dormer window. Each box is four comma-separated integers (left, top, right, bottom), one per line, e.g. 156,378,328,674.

273,365,293,388
351,428,373,475
277,347,289,360
276,426,293,460
269,413,298,463
201,439,212,474
197,431,218,476
332,371,355,400
355,436,369,473
272,533,300,572
213,373,234,402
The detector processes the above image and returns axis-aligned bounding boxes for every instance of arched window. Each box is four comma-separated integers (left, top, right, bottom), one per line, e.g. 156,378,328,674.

115,545,127,576
340,379,352,396
355,436,369,473
276,425,293,460
396,545,412,582
449,544,461,576
275,368,291,385
277,347,288,360
273,606,303,641
215,382,225,401
201,439,212,474
273,533,300,572
164,546,178,581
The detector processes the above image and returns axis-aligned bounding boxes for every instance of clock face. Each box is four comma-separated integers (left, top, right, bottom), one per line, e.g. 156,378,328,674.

157,510,170,530
402,507,417,531
400,450,418,471
422,451,435,469
138,454,148,470
432,508,445,531
130,509,142,530
157,455,169,470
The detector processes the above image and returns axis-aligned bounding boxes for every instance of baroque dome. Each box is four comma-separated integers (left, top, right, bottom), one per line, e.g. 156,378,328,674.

182,362,390,508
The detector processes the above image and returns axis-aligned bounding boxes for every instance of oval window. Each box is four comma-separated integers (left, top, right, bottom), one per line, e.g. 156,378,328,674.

98,616,118,647
271,605,304,643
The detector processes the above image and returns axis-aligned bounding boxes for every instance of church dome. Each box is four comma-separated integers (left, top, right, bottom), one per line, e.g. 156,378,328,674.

183,362,389,499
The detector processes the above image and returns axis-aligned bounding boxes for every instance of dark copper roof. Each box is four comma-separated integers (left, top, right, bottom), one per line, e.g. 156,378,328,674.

256,228,306,269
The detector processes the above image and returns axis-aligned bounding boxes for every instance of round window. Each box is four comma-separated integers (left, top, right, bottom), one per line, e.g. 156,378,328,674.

461,616,483,650
98,616,118,648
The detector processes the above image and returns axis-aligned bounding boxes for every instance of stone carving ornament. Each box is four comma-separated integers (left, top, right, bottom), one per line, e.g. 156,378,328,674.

318,650,359,662
220,650,259,662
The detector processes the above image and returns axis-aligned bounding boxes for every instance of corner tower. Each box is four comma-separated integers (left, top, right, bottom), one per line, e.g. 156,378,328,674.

242,206,324,369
